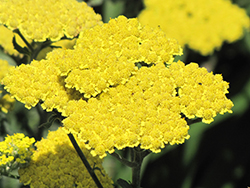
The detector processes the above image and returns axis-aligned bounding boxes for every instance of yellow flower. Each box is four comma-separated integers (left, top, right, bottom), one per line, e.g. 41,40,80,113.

0,0,102,42
0,133,35,175
2,16,182,111
75,15,182,65
2,15,233,158
138,0,250,55
0,59,15,113
0,94,15,113
18,128,113,188
2,60,81,111
62,61,233,158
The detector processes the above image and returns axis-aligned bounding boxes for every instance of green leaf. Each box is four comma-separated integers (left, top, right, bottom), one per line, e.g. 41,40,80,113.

117,179,133,188
38,113,61,129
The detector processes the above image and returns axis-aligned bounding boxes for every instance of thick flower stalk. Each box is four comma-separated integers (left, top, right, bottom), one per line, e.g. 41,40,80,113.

18,128,113,188
138,0,250,55
0,0,102,42
0,133,35,176
2,16,233,159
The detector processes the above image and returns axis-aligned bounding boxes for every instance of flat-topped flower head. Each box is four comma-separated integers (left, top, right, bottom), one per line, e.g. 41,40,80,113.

0,0,102,42
2,16,182,111
62,61,233,158
18,128,113,188
138,0,250,55
75,15,182,65
2,15,233,159
2,59,82,111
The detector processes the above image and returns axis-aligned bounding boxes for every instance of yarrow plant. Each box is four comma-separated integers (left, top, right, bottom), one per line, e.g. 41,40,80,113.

0,133,35,177
0,0,102,42
0,0,237,187
18,128,113,188
0,0,102,63
138,0,250,55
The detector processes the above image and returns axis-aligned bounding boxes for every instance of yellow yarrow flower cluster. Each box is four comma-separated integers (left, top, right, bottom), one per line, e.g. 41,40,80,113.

0,0,102,42
63,61,233,158
2,60,82,111
0,59,15,113
3,16,182,111
2,16,233,158
18,128,113,188
0,133,35,175
138,0,250,55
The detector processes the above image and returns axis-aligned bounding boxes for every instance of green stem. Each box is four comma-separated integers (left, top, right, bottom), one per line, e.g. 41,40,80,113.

30,40,52,61
13,29,34,52
110,152,138,168
131,148,143,188
67,133,103,188
131,147,151,188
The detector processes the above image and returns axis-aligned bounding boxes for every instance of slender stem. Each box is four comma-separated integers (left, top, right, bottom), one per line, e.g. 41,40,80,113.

131,148,143,188
67,133,103,188
110,152,138,168
2,174,20,179
186,118,202,125
30,40,52,61
131,147,151,188
13,29,34,52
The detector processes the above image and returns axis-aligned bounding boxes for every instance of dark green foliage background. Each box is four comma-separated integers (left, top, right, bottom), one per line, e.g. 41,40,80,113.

1,0,250,187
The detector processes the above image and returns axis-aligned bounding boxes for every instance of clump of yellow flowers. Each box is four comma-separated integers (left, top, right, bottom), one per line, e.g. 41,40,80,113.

0,133,35,176
18,128,113,188
138,0,250,55
0,0,102,42
0,59,15,113
2,16,233,159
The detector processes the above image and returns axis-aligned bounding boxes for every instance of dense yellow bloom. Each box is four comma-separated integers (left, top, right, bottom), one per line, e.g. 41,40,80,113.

2,16,233,158
0,94,15,113
138,0,250,55
75,15,182,65
3,16,182,110
62,61,233,158
0,59,15,113
2,60,81,111
0,0,102,42
18,128,113,188
0,133,35,175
